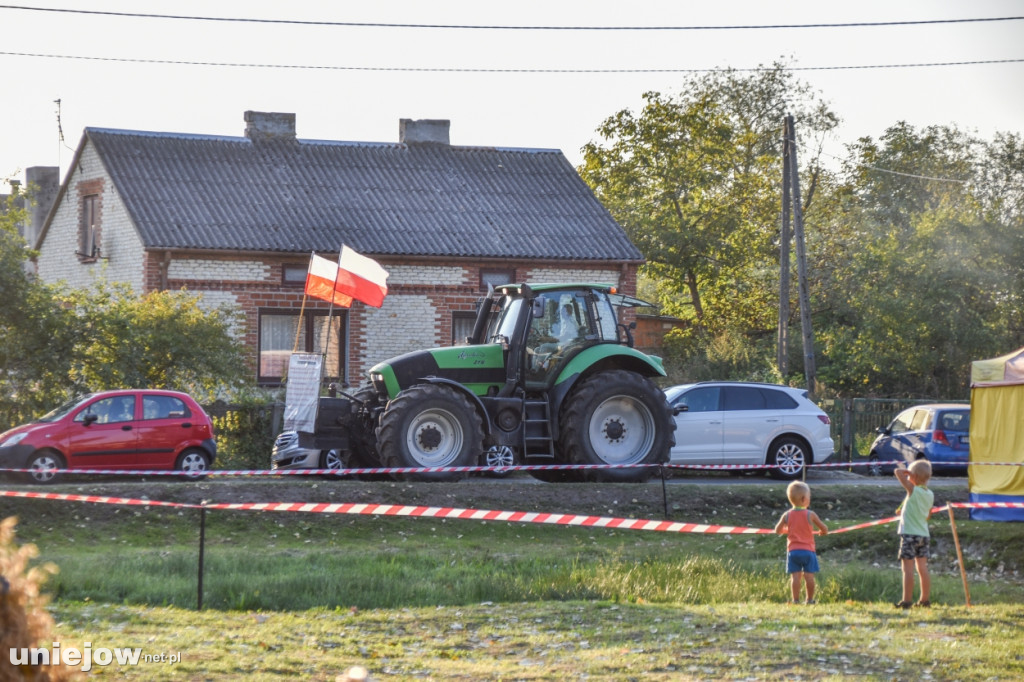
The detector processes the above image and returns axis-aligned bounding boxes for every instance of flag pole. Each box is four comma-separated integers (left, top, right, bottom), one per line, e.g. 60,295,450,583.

293,253,315,355
320,246,344,389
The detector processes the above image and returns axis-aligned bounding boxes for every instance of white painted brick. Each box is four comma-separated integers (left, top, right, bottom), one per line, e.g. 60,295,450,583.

524,267,620,285
169,259,271,281
357,295,440,375
385,264,466,286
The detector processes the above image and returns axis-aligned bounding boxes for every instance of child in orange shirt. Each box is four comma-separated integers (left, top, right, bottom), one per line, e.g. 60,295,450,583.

775,480,829,604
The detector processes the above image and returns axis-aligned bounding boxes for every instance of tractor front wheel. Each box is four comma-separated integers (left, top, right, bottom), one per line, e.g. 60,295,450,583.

558,370,675,482
377,383,483,481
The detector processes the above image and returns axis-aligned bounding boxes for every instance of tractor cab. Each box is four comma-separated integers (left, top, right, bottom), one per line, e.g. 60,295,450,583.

476,283,655,389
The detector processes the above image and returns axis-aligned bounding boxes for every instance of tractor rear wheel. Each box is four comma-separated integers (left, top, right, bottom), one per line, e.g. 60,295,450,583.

377,383,483,481
558,370,674,482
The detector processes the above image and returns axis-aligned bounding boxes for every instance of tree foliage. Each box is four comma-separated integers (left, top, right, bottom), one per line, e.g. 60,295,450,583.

55,280,248,402
581,67,1023,398
580,63,838,344
813,124,1024,396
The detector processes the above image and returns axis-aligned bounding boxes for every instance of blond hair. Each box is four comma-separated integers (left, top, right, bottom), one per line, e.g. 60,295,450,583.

909,459,932,484
786,480,810,507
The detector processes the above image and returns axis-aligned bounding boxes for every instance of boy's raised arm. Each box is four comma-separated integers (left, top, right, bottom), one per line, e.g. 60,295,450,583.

894,462,915,493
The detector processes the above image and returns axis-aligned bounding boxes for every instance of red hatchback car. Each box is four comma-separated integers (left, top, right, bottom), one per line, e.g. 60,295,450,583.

0,389,217,483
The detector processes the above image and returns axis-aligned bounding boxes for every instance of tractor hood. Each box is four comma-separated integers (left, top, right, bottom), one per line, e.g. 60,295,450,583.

369,344,507,400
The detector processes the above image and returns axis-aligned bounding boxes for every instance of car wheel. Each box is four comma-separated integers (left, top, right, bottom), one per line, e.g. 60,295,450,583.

766,436,808,480
867,454,882,477
24,450,64,484
483,445,515,477
176,448,210,476
319,448,344,474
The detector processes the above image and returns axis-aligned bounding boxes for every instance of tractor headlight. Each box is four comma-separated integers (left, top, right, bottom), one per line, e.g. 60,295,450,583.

370,372,387,396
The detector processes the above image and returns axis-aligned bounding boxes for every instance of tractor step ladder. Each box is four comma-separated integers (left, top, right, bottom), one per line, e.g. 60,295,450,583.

522,398,555,459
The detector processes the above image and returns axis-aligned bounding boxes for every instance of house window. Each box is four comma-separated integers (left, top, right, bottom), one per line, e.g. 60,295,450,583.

282,264,307,286
480,269,514,292
258,310,346,385
452,311,476,345
78,194,100,260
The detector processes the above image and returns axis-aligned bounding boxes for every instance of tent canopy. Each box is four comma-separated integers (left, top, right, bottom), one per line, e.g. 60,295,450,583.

972,347,1024,387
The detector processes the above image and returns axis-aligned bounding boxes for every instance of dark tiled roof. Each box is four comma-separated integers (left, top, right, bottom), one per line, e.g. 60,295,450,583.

86,128,642,262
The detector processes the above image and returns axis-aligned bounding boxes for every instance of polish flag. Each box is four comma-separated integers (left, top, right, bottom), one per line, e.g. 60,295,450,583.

334,245,389,308
304,253,353,307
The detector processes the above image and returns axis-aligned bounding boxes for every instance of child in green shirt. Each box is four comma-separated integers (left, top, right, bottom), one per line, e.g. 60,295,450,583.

894,459,934,608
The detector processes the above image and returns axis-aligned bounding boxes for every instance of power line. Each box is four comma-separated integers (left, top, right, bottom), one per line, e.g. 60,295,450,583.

806,144,971,184
1,4,1022,30
1,51,1021,73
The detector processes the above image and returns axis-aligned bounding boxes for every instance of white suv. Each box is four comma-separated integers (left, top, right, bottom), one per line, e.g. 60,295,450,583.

664,382,834,479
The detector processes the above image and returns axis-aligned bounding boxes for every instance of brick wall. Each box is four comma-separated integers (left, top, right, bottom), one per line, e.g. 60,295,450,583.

36,144,146,290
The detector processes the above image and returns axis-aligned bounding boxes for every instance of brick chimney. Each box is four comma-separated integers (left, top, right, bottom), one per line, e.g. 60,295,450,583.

244,111,297,142
25,166,59,246
399,119,450,146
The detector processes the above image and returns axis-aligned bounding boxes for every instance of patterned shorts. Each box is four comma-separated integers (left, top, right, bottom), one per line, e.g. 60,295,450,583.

898,534,930,560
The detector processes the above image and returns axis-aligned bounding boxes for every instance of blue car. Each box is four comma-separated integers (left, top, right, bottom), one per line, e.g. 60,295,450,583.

867,404,970,476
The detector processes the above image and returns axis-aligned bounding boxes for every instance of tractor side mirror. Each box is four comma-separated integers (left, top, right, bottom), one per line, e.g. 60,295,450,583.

532,296,547,318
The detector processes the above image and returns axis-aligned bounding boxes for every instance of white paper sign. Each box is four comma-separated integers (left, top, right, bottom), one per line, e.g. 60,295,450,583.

283,353,323,433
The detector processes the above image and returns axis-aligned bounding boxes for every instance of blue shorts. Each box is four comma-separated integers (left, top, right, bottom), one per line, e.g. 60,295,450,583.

787,550,820,574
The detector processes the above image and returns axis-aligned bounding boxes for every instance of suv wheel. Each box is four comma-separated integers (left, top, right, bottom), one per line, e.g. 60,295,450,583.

767,436,808,480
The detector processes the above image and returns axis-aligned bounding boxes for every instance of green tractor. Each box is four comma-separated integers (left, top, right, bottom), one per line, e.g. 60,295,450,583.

343,283,676,482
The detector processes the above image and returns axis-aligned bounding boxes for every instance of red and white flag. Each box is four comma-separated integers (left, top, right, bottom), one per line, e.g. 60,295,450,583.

335,245,389,308
303,247,389,308
304,253,353,307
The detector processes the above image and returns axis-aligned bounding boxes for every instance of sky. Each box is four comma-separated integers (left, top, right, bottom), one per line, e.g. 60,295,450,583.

2,0,1023,189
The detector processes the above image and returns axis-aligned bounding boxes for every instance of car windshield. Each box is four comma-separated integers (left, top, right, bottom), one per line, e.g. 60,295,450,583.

36,394,94,422
664,384,695,402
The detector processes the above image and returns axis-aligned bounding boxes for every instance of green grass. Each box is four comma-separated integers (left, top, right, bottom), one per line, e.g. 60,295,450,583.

4,478,1024,679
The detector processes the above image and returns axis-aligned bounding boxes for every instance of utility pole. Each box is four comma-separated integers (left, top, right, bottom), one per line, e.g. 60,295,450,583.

778,120,792,376
782,115,816,396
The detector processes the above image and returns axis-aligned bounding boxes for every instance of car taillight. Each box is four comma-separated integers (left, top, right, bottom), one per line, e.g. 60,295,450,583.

817,415,830,425
932,429,950,446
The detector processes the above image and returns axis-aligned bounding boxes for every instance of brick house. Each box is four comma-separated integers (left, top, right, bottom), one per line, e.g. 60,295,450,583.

31,111,644,387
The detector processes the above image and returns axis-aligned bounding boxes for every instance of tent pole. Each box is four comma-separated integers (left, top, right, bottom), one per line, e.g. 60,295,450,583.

947,505,971,607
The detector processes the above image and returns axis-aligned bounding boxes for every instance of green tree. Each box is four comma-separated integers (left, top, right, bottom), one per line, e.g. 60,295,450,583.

0,187,77,425
57,279,248,402
581,65,837,330
580,62,838,379
813,123,1023,397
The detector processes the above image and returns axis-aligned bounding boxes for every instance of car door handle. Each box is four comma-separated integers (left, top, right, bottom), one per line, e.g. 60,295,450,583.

180,422,192,428
766,418,780,422
121,425,133,431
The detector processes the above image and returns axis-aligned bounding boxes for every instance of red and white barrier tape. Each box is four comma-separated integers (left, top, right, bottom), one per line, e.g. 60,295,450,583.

3,490,1021,535
2,459,1021,479
0,489,191,508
